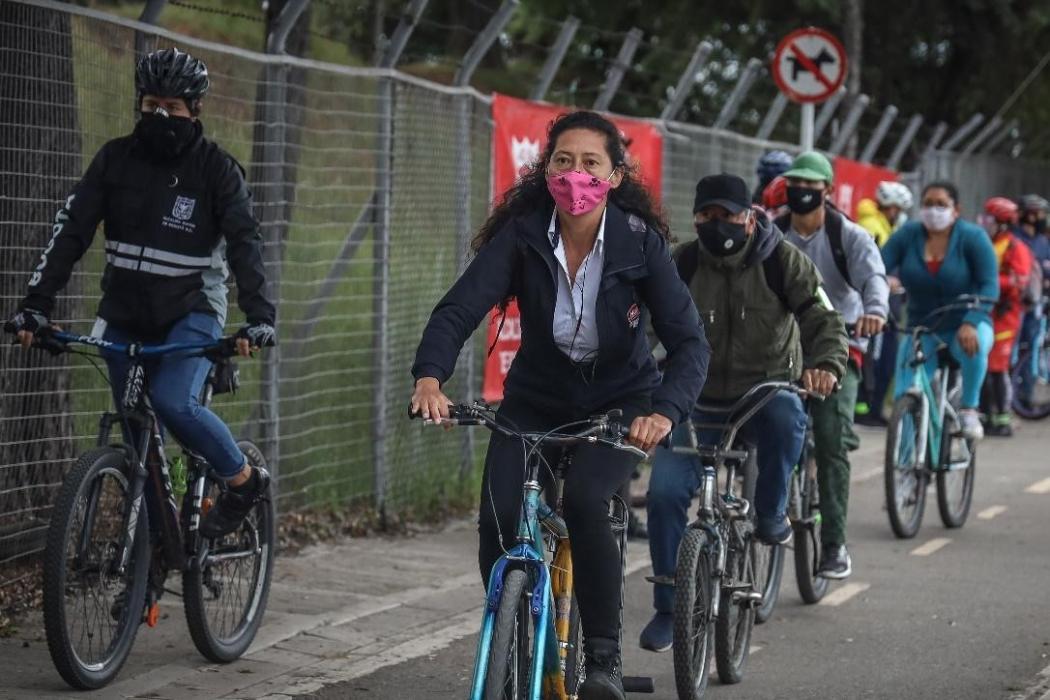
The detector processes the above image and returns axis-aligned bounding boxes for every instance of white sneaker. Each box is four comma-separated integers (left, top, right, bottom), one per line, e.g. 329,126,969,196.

958,409,984,441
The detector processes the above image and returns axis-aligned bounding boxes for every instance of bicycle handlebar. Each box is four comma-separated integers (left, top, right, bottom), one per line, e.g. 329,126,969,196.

30,328,240,360
899,294,998,336
408,403,648,459
693,381,819,454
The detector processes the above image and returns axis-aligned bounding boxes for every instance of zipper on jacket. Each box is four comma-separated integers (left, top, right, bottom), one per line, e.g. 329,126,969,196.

721,268,734,398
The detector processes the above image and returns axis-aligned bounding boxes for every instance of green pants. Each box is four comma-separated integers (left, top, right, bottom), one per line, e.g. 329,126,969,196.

811,363,860,546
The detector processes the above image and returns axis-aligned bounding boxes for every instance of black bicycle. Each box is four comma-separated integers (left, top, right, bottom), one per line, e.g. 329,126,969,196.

23,329,275,690
669,381,810,700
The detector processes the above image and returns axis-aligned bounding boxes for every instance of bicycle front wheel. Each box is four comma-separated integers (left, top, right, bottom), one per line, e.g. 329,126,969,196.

936,433,976,529
885,394,928,539
792,470,829,604
42,447,150,690
673,527,713,700
1011,344,1050,419
183,440,276,662
484,568,533,700
714,528,755,685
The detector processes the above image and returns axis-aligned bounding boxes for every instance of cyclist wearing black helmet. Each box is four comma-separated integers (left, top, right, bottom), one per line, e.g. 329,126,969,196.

5,48,275,538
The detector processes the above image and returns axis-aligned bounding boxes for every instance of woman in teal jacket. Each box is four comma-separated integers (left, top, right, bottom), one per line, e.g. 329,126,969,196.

881,181,999,439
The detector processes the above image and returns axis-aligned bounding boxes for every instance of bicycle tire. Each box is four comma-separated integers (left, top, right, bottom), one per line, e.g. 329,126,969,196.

714,530,754,685
1011,346,1050,420
792,471,829,604
564,594,584,697
43,447,150,690
673,528,713,700
885,394,928,539
184,440,276,662
751,540,783,623
484,568,531,700
936,432,976,529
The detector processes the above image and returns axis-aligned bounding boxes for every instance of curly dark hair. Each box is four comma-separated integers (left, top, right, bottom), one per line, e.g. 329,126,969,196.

471,110,669,253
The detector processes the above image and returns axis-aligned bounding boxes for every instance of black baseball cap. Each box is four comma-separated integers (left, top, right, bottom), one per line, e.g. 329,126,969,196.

693,173,749,215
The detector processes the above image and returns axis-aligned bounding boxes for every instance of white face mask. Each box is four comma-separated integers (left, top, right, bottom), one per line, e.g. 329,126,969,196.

920,205,955,231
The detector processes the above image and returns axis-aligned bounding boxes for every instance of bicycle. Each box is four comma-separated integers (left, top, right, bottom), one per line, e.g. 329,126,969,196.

884,296,990,539
752,401,828,621
669,381,810,700
411,403,654,699
23,329,275,689
1011,303,1050,419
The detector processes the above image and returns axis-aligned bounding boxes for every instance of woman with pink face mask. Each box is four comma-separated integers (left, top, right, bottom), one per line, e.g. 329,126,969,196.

881,181,1000,440
409,111,708,698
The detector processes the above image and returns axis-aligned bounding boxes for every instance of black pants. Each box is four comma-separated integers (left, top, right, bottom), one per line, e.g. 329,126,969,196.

478,394,649,642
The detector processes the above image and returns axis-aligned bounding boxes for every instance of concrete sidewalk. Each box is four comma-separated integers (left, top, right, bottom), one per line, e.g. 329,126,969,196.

0,518,487,699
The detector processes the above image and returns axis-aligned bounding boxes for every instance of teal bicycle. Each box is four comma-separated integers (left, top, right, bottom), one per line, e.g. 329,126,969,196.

412,403,654,700
884,295,992,539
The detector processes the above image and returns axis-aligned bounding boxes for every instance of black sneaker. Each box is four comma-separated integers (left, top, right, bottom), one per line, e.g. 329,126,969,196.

200,467,271,539
579,637,625,700
817,543,852,579
639,612,673,652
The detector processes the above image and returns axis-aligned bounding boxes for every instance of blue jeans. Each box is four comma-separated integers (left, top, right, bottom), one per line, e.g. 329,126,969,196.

893,322,993,409
646,391,806,613
102,312,246,478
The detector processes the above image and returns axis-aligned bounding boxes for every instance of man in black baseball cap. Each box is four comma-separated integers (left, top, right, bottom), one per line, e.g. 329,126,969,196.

640,172,847,653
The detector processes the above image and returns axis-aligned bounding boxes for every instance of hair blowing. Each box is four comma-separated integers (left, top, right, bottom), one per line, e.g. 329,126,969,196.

471,111,670,253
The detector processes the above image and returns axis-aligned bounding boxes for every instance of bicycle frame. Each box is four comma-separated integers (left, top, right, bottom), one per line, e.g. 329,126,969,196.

900,331,963,471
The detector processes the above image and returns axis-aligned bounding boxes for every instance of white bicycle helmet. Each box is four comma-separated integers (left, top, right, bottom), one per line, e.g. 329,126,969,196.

875,181,913,209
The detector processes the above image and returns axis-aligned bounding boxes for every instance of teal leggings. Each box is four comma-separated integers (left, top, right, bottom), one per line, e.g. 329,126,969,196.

894,322,994,409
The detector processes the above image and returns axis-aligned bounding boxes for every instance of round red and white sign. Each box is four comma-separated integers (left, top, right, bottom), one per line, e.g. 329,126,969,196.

772,27,848,104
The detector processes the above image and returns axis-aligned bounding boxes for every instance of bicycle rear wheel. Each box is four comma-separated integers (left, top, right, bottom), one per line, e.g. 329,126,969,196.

792,470,829,604
885,395,928,539
484,568,533,700
1011,344,1050,419
936,420,977,529
43,447,150,690
673,528,713,700
183,440,275,662
714,527,755,685
742,451,783,624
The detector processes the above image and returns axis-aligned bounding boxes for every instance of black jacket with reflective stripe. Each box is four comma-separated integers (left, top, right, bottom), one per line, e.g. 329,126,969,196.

412,203,710,427
21,128,274,336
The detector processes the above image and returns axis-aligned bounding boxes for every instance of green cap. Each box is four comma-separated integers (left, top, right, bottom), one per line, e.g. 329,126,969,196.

783,151,834,184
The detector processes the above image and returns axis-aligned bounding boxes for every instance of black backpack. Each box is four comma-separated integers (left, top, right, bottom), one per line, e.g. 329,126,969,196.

774,205,854,290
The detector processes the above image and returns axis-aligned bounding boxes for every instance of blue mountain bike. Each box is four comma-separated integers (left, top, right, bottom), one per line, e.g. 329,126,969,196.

413,403,654,699
884,296,991,538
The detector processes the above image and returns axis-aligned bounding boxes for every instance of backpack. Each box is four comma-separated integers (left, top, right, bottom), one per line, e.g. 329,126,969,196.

675,237,802,314
775,205,855,291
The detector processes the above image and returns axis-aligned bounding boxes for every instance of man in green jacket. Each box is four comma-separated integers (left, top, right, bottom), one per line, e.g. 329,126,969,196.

640,173,848,652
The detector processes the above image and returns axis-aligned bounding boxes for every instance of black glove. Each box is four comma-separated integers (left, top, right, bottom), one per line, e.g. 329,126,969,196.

236,322,277,348
4,308,49,336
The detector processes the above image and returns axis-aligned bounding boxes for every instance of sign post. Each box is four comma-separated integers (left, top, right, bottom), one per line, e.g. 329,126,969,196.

772,27,848,151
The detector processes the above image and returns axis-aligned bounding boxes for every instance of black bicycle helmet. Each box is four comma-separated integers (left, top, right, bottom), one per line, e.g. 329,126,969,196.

135,48,209,103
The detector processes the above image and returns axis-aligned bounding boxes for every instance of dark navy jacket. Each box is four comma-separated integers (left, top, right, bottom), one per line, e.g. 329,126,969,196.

412,203,709,426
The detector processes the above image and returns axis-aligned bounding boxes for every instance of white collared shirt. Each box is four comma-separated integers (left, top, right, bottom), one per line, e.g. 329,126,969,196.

549,210,605,362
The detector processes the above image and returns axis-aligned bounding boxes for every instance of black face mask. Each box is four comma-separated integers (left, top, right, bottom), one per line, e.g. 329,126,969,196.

786,185,824,215
133,111,199,161
696,219,748,257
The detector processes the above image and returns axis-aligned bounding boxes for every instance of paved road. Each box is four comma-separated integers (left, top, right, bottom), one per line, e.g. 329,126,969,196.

315,423,1050,700
2,423,1049,699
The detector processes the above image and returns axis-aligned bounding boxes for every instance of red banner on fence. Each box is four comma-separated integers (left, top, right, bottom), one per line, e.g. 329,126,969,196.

483,94,664,402
832,157,898,219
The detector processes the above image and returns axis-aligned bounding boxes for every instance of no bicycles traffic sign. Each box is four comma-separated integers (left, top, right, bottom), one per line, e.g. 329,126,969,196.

772,27,848,104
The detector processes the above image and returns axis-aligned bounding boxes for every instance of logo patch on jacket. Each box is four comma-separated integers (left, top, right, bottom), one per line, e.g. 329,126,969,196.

627,303,641,329
172,196,196,221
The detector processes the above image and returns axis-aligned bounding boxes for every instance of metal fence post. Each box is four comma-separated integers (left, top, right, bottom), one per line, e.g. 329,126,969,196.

531,16,579,101
921,121,950,160
962,116,1003,155
980,119,1018,155
712,57,762,130
371,75,393,518
940,114,984,152
813,86,846,143
859,104,898,163
660,40,713,122
828,94,870,156
756,92,788,141
886,114,923,170
593,27,643,112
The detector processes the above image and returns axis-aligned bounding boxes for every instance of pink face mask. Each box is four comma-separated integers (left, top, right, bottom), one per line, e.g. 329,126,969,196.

546,169,613,216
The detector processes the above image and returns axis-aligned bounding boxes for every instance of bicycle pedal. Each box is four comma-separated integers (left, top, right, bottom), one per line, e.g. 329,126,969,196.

645,575,674,586
145,602,160,628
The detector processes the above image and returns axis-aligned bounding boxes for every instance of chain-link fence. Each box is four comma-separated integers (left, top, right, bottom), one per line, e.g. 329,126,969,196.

3,0,1049,600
